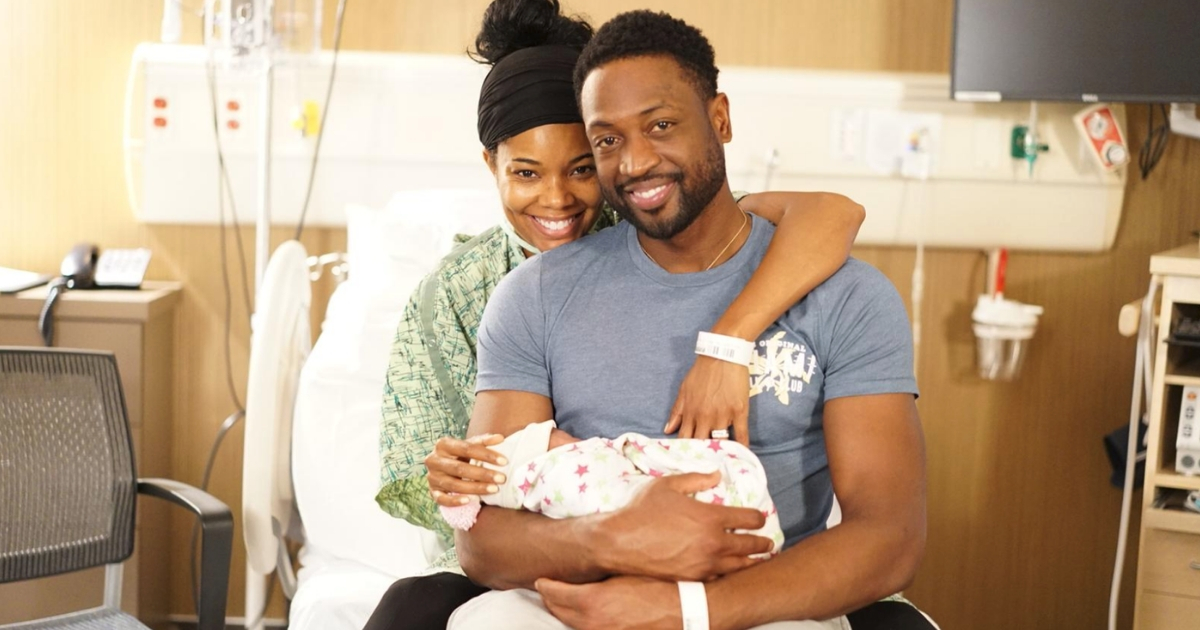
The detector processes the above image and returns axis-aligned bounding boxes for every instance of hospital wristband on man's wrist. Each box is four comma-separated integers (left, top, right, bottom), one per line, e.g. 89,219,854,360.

678,581,710,630
695,331,755,366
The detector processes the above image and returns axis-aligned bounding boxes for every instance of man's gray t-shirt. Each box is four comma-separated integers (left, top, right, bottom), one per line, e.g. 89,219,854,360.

476,216,917,548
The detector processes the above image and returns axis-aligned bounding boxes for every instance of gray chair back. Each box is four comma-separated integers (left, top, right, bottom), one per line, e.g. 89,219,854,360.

0,348,137,583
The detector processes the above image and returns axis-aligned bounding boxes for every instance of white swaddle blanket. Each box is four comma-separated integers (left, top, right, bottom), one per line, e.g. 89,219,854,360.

440,421,785,555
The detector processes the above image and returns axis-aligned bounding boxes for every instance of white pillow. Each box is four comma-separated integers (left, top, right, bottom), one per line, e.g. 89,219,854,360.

345,188,501,290
292,189,500,578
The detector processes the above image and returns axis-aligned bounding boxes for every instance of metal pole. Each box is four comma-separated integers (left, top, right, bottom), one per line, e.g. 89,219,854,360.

255,56,273,293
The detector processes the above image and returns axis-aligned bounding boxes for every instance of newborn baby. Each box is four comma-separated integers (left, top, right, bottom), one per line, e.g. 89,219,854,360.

439,420,785,555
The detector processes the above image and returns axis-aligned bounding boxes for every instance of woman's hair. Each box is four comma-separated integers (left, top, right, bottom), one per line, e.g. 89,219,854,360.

470,0,593,66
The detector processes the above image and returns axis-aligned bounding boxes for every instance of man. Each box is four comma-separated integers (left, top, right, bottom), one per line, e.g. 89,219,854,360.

449,10,934,630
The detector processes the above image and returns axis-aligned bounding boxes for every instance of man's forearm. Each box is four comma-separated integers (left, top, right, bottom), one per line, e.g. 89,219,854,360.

456,506,610,591
707,518,924,630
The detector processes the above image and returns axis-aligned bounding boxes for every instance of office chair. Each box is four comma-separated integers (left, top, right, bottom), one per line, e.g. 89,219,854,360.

0,348,232,630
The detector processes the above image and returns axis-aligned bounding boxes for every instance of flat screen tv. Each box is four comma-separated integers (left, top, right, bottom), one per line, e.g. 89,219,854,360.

952,0,1200,103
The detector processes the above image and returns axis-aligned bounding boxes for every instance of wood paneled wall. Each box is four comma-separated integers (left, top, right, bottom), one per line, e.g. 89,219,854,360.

2,1,1197,628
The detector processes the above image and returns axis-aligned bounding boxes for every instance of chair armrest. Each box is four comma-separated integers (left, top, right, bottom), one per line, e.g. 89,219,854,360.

139,478,232,630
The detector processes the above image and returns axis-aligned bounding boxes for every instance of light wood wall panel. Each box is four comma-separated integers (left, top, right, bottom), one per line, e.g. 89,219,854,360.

4,1,1196,629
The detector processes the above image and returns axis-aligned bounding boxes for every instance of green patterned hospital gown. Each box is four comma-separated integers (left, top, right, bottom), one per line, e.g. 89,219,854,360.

376,211,616,573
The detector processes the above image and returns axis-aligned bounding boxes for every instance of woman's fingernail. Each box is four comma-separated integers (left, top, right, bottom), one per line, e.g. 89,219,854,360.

486,484,499,493
458,496,469,505
496,456,508,466
494,474,506,483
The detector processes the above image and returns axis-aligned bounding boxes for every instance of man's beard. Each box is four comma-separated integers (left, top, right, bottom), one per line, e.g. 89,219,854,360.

603,139,726,241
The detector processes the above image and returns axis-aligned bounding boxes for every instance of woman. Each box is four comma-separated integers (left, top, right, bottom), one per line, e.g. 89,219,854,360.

366,1,865,628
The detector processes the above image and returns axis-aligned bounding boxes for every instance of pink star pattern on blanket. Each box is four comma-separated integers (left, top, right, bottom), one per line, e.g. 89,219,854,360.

448,429,786,556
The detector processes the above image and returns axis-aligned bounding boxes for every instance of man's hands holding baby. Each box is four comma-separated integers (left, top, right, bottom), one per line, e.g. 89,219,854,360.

427,436,772,580
591,471,772,581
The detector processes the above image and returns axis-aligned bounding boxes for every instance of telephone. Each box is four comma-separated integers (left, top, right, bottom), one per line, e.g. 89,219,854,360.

39,243,152,346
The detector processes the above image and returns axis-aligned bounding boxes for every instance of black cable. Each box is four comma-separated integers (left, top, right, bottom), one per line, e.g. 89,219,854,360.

190,410,242,614
37,279,65,347
205,47,247,415
206,52,255,320
187,410,277,628
192,5,255,622
190,2,332,621
293,0,349,241
1139,104,1171,180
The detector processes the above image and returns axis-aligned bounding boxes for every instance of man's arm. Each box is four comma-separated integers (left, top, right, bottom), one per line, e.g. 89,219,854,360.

667,192,865,443
721,191,864,341
533,394,926,630
456,391,773,591
455,389,610,590
705,393,927,629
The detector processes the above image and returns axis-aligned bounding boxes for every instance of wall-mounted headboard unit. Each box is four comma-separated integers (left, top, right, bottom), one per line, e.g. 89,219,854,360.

127,44,1125,252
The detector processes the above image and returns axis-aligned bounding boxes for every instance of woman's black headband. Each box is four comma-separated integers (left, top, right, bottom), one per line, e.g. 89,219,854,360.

477,45,582,150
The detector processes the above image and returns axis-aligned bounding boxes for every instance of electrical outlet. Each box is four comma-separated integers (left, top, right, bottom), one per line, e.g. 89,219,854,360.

1170,103,1200,141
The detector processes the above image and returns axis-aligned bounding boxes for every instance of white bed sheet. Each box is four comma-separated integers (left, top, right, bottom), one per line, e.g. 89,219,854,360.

289,551,400,630
288,192,500,629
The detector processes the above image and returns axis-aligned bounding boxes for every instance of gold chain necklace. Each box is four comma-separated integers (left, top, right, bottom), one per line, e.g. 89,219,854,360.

639,209,749,271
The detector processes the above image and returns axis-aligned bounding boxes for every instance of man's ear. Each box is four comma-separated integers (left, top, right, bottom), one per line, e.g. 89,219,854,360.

708,93,732,143
483,148,498,177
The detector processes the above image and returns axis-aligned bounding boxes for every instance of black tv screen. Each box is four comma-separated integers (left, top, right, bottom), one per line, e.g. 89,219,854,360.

952,0,1200,103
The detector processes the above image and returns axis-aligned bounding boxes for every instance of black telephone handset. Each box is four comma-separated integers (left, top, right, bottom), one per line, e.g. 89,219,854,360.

60,242,99,290
38,243,152,346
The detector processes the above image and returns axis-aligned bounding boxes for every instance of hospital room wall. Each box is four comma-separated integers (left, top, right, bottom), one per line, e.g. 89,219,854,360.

1,1,1197,628
0,1,344,623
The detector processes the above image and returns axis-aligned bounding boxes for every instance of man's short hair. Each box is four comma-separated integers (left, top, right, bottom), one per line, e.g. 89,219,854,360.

573,10,719,104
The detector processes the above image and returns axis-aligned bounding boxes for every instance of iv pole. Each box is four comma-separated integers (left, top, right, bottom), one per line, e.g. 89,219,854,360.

248,4,275,626
254,0,274,292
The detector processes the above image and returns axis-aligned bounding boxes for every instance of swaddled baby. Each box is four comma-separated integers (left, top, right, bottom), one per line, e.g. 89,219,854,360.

439,420,785,556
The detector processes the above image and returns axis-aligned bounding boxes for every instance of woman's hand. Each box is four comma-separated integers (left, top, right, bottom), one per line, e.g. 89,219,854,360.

664,355,751,446
425,434,509,507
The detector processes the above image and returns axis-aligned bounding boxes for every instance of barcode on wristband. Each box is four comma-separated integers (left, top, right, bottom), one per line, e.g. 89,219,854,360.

696,332,753,367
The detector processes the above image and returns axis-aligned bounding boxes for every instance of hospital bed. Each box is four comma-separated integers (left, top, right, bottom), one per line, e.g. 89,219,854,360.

244,189,500,630
246,188,854,629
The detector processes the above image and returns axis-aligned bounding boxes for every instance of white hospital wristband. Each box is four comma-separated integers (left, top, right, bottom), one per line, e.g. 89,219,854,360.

695,331,755,366
678,581,710,630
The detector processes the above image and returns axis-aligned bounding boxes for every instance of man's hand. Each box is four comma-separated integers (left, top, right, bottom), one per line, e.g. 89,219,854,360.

536,576,681,630
597,472,772,581
665,355,751,446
